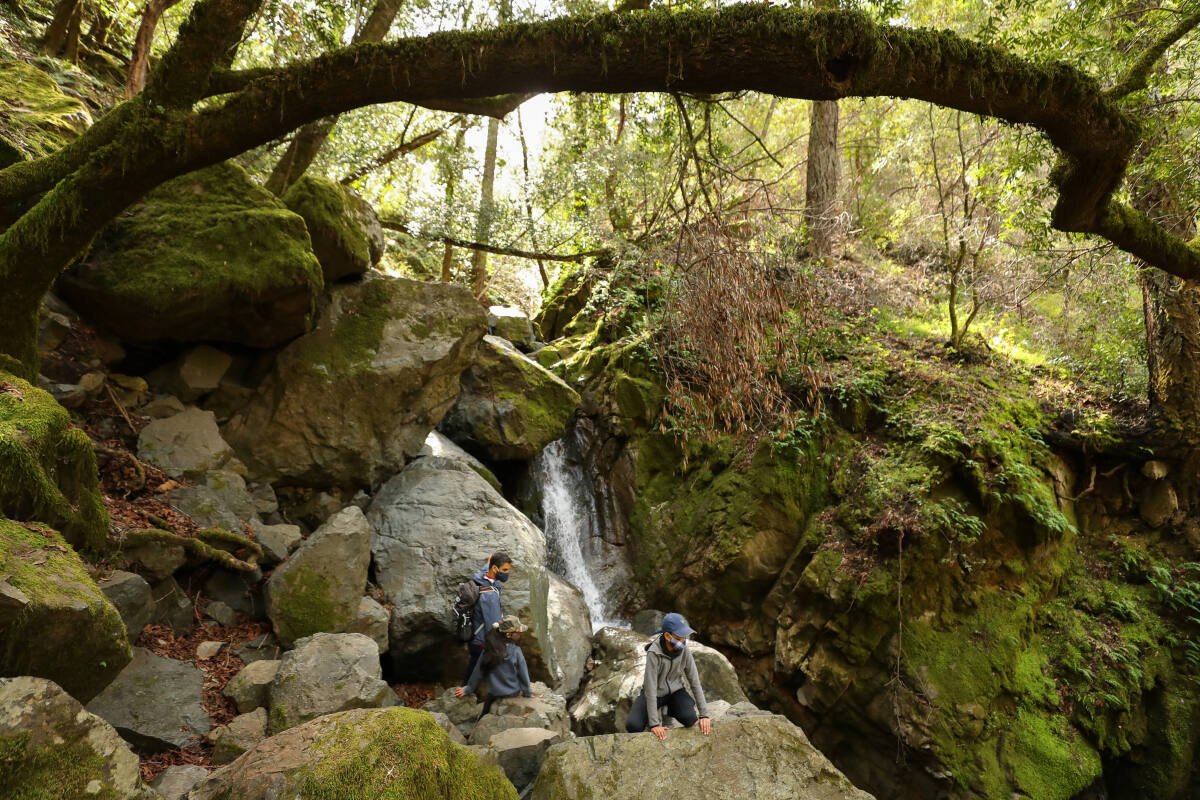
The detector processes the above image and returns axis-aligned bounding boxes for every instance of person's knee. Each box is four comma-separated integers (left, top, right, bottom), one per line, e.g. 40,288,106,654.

625,718,644,733
677,708,699,727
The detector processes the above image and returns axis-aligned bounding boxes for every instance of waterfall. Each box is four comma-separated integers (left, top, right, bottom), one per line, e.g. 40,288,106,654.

533,435,624,628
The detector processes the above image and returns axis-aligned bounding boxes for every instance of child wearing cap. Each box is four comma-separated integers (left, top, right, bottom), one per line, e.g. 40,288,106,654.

455,614,533,718
625,611,711,739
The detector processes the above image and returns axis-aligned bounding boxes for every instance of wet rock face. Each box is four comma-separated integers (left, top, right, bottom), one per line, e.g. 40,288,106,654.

224,275,487,490
0,676,159,800
530,714,875,800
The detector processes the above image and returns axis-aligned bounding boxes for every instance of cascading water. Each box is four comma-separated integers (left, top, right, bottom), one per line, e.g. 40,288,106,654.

533,434,626,628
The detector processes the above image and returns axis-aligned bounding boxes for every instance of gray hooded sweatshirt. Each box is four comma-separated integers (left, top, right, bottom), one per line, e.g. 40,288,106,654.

642,634,709,727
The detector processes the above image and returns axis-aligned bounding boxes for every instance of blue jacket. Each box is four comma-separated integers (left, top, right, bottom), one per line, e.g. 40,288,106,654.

470,568,502,646
465,641,532,699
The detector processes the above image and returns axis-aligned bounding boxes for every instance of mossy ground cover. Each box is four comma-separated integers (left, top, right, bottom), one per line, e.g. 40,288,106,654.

0,59,91,167
0,730,121,800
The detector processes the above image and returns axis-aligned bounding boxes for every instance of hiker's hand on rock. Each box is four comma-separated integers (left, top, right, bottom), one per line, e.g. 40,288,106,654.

651,725,668,741
698,717,711,735
454,687,466,698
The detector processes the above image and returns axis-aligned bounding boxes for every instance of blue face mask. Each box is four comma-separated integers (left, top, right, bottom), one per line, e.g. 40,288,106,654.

494,570,510,583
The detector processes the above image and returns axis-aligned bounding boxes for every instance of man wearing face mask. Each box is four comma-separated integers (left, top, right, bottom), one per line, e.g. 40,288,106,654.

625,612,712,739
463,551,513,685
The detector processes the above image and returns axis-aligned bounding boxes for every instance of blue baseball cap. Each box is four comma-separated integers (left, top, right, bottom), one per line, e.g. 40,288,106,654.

661,612,695,638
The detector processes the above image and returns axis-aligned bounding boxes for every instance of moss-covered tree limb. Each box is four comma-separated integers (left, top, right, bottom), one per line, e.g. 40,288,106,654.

1105,4,1200,100
5,5,1200,373
122,527,264,572
380,217,605,262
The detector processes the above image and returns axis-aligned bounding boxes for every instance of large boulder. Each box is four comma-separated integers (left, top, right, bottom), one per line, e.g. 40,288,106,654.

0,676,158,800
485,727,566,794
189,706,515,800
86,648,210,751
0,60,91,167
224,275,487,489
98,569,154,642
0,519,130,702
530,714,874,800
151,765,210,800
569,627,747,736
420,430,502,491
368,456,577,684
282,174,384,283
0,371,108,550
267,632,392,733
467,686,570,745
487,306,535,349
58,163,323,347
538,572,592,700
443,336,581,461
265,506,371,646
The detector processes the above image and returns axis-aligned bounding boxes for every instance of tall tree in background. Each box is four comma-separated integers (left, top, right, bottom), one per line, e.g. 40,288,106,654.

803,1,841,259
126,0,185,97
469,114,501,299
265,0,404,194
42,0,84,61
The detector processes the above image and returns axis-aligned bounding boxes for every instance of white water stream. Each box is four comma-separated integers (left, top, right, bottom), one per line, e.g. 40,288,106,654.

533,435,624,629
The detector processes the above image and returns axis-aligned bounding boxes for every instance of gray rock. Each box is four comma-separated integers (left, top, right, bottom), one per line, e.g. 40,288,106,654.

188,708,504,800
204,599,237,627
347,596,390,653
423,687,485,739
0,677,157,799
569,627,747,736
236,633,282,664
210,708,268,765
249,482,279,516
143,394,187,419
99,569,154,642
86,648,210,751
224,275,487,490
223,659,280,714
426,709,468,744
468,684,569,745
487,305,536,349
138,408,235,479
267,632,392,733
204,568,266,621
149,577,195,634
487,726,565,792
530,714,875,800
368,456,556,683
173,345,234,401
419,430,502,491
125,540,187,581
196,641,225,660
442,335,581,461
631,609,665,636
266,506,372,646
538,572,593,700
251,521,302,565
150,764,210,800
49,382,87,408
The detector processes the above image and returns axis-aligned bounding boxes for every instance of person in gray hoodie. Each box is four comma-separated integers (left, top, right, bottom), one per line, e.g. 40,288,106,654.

456,615,533,718
625,612,711,739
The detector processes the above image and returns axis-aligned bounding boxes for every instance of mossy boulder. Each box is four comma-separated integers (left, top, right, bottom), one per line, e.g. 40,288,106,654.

224,275,487,489
534,261,597,340
0,519,131,703
265,507,372,647
283,174,383,284
0,371,108,551
442,336,581,461
58,162,323,348
0,676,158,800
0,60,91,168
190,706,515,800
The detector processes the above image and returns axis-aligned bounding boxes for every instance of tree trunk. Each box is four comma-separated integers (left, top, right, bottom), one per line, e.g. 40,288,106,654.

42,0,82,57
470,116,501,300
265,0,403,193
804,98,840,259
127,0,185,98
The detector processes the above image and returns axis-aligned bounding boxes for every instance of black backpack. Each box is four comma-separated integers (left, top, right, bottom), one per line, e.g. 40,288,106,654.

452,580,481,642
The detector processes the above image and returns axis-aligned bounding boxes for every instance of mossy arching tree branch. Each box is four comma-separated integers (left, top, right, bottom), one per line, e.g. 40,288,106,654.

1105,4,1200,100
4,5,1200,376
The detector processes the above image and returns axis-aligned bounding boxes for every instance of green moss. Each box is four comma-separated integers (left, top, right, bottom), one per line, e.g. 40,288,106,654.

0,60,91,167
0,371,108,551
270,565,346,646
294,277,394,381
57,162,323,348
295,708,516,800
0,518,131,702
1004,711,1102,799
283,174,373,282
0,731,121,800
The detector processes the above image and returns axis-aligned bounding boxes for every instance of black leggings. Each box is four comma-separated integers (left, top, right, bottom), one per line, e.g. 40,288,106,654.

625,688,698,732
